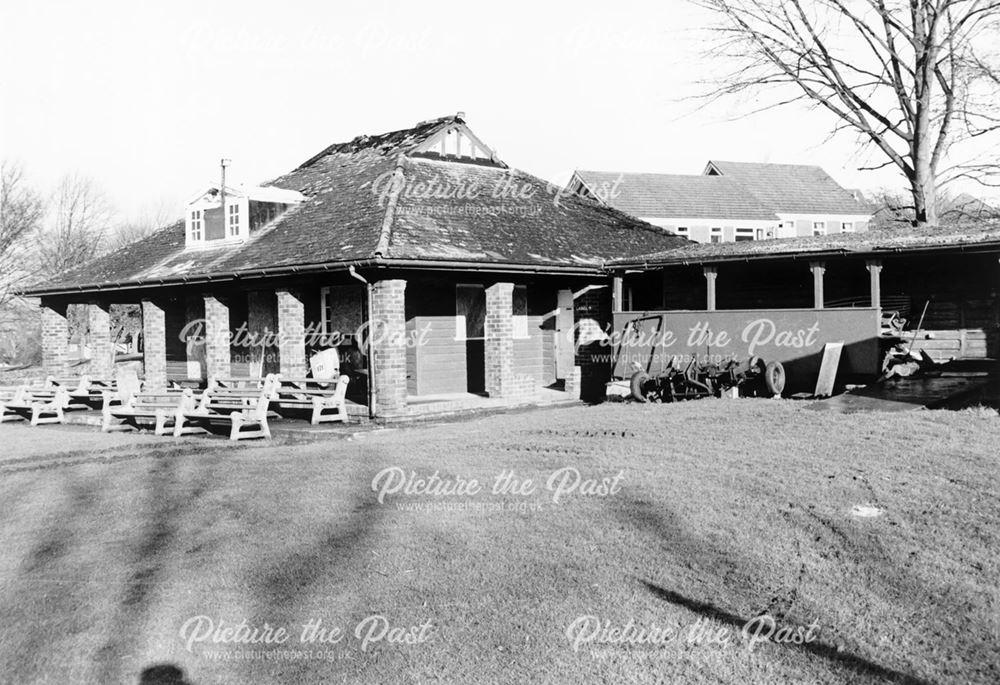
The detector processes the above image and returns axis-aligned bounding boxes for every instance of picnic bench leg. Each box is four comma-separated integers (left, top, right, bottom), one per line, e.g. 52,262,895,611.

154,410,168,436
229,412,243,441
30,403,42,426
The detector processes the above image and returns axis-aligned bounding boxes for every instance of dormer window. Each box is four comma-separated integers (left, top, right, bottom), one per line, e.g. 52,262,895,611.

227,204,240,237
185,183,305,249
190,210,203,241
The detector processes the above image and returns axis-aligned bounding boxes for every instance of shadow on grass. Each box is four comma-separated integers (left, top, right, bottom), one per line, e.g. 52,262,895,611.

139,663,194,684
614,495,937,684
640,580,932,685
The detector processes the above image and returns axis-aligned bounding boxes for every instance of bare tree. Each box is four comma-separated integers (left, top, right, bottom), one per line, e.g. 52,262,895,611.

0,161,44,308
695,0,1000,226
34,173,114,274
106,199,177,252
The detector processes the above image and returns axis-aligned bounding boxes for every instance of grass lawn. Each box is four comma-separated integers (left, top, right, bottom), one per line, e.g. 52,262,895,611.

0,400,998,684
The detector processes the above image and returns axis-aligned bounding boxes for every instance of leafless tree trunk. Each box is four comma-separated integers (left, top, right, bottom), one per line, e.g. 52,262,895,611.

0,161,44,308
695,0,1000,226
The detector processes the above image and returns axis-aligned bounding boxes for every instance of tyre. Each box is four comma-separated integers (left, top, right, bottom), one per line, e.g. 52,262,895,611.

630,371,651,402
763,361,786,396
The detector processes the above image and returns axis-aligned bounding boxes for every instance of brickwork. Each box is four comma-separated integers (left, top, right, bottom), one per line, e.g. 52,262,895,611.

141,300,167,389
371,279,407,415
204,295,232,380
276,290,307,378
573,285,613,402
40,302,70,377
485,282,514,398
86,303,115,378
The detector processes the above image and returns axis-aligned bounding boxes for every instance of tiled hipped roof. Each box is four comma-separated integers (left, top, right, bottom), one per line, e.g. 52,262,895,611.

572,171,778,221
573,161,869,222
28,115,686,295
705,160,870,215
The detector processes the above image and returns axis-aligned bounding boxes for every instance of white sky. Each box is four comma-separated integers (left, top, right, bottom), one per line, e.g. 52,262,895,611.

0,0,992,222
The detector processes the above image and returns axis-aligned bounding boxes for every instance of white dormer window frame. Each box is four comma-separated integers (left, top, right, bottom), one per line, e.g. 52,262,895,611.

227,203,240,238
186,195,250,248
185,185,305,250
189,209,203,241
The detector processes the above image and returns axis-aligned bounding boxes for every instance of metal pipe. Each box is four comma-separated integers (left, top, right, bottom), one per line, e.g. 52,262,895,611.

348,266,377,420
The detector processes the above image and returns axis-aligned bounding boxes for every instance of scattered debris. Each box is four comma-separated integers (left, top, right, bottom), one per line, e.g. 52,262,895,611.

850,504,883,518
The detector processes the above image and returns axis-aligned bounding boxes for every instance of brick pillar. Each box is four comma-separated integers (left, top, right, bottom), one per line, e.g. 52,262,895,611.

276,289,307,378
485,282,514,398
370,279,407,416
204,295,231,380
141,300,167,389
86,303,115,378
40,302,70,377
574,285,612,403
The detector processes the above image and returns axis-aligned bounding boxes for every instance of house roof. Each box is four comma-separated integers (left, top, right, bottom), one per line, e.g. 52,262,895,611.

572,171,778,221
608,221,1000,269
705,160,870,216
26,115,686,296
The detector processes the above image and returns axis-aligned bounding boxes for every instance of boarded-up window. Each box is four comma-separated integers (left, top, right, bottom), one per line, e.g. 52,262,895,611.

456,285,485,340
321,286,364,338
513,285,529,338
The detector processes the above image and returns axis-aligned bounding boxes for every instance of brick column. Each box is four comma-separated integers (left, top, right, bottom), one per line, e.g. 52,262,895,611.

86,302,115,378
370,279,407,415
485,282,514,398
276,289,307,378
574,285,612,403
204,295,231,380
40,302,70,377
141,300,167,389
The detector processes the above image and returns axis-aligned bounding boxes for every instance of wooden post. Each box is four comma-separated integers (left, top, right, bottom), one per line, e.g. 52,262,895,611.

703,266,718,311
810,262,825,309
612,276,624,312
866,259,882,310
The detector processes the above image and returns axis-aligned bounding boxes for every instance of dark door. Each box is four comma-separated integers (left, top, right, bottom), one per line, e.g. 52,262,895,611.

457,284,487,394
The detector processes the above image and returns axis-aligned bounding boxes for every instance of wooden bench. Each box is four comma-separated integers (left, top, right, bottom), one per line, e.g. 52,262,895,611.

271,375,351,424
1,386,72,425
102,389,197,435
174,388,272,440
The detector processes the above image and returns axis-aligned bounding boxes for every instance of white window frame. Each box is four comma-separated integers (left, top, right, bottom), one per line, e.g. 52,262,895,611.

841,222,854,232
710,227,723,243
227,203,240,237
676,226,689,237
813,221,826,236
735,228,755,242
190,209,203,241
756,228,765,240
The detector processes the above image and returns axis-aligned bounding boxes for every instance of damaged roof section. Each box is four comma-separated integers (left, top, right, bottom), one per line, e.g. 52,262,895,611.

26,114,685,295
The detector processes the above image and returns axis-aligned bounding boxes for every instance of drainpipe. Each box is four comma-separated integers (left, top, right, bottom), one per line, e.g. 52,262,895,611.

348,266,377,419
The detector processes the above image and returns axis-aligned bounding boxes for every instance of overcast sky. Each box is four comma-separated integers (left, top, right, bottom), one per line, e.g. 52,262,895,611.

0,0,991,223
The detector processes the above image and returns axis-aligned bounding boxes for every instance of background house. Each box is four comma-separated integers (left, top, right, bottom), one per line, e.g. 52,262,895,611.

568,160,872,243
